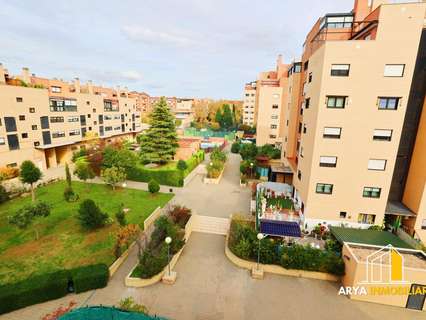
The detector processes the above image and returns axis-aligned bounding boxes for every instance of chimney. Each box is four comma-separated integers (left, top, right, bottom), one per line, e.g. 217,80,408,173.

21,67,31,84
87,80,93,94
74,77,81,93
353,0,372,22
0,63,5,84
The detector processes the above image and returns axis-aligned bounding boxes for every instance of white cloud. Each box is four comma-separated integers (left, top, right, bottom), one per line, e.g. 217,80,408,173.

121,25,195,47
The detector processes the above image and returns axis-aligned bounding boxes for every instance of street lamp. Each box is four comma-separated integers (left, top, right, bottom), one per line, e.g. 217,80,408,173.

257,233,264,270
122,182,127,188
165,236,172,276
250,162,254,178
209,162,213,167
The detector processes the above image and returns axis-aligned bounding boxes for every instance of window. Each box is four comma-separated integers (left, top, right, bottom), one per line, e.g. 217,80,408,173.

272,104,279,109
68,116,79,122
304,60,309,71
87,114,91,119
305,98,310,109
327,96,346,108
269,134,277,139
321,15,353,29
363,187,381,198
104,115,113,120
105,126,113,132
104,100,119,111
4,117,17,132
340,211,347,219
0,137,5,145
323,127,341,139
51,86,61,93
422,219,426,230
18,115,25,121
32,125,37,130
320,156,337,167
316,183,333,194
308,73,313,83
7,134,19,150
303,124,307,134
50,116,64,123
50,98,77,112
40,116,49,129
52,131,65,138
331,64,350,77
358,213,376,224
29,107,35,113
368,159,387,171
42,131,51,145
16,97,23,102
378,97,399,110
34,141,40,147
92,108,96,113
21,133,28,139
373,129,392,141
271,115,278,119
297,170,302,180
271,124,277,129
69,129,80,136
384,64,405,77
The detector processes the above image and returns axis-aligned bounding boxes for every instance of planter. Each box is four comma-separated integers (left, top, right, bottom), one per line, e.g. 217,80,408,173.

124,215,194,287
225,234,340,282
204,167,225,184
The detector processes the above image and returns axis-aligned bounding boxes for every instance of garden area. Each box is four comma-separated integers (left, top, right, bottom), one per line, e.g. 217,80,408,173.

228,216,345,276
0,180,173,286
206,148,227,179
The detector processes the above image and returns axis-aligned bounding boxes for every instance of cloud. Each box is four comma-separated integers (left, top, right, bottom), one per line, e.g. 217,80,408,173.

121,25,195,47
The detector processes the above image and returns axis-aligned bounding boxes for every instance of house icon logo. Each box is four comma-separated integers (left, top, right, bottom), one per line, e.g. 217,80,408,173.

362,244,408,284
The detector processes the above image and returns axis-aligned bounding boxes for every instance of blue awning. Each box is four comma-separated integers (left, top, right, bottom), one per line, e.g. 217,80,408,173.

260,219,302,238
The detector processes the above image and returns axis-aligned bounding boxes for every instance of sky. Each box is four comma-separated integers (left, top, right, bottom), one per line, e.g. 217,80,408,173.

0,0,353,100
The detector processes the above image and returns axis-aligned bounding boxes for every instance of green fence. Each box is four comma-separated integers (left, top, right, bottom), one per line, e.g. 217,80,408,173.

184,128,236,141
60,306,168,320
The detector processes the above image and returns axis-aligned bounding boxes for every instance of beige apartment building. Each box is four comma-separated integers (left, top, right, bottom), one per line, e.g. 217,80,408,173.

242,82,257,126
0,65,143,171
247,0,426,236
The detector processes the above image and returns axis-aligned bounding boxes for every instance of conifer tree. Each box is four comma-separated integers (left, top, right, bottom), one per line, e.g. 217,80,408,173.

139,97,179,163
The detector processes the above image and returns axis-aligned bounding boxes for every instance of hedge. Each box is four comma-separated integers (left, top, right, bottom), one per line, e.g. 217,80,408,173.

70,264,109,293
0,264,109,315
0,270,69,315
127,150,205,187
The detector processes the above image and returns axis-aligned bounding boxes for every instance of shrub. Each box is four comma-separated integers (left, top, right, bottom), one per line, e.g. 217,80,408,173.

0,166,19,180
77,199,108,230
0,270,69,315
207,160,224,178
118,297,149,315
113,224,140,258
239,143,257,160
63,186,78,202
71,148,87,162
210,148,227,163
169,205,191,228
101,166,127,190
257,144,281,159
127,166,183,187
70,264,109,293
0,184,9,204
231,142,241,153
134,248,168,279
177,160,188,171
115,205,127,226
148,179,160,194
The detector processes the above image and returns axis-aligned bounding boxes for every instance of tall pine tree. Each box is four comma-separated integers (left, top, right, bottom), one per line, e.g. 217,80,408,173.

139,97,179,164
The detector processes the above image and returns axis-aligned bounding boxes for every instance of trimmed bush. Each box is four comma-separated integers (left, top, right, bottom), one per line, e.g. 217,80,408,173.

0,270,69,315
148,179,160,194
231,142,241,153
70,264,109,293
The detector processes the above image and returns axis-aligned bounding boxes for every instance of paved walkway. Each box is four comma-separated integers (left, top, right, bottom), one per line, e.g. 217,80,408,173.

1,149,422,319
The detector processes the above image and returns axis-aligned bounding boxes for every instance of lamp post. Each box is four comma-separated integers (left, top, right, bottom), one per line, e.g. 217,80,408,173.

165,237,172,276
122,182,127,188
257,233,264,270
250,162,254,178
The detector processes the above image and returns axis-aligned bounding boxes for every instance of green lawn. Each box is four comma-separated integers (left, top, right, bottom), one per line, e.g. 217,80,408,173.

0,181,173,284
330,226,413,249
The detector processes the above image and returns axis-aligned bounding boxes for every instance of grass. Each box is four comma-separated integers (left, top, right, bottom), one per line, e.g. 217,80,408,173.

0,180,173,284
330,226,413,249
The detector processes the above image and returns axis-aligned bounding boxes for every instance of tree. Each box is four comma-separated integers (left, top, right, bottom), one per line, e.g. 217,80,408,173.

78,199,108,230
177,160,188,172
74,159,95,182
239,143,258,160
215,109,223,125
101,166,127,190
9,201,50,239
148,179,160,195
65,163,72,188
102,146,137,171
139,97,179,164
20,160,42,202
221,104,234,129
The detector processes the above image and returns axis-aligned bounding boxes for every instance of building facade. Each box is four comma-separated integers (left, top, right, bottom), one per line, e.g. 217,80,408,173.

245,0,426,235
0,65,143,170
242,82,257,126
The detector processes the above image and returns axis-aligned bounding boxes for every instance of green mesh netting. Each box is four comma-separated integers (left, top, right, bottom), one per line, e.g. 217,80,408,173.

184,128,236,140
59,306,168,320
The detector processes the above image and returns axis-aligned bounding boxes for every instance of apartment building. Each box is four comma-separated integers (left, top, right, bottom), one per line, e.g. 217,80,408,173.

248,0,426,235
242,82,256,126
129,91,150,114
175,98,194,128
0,65,142,171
